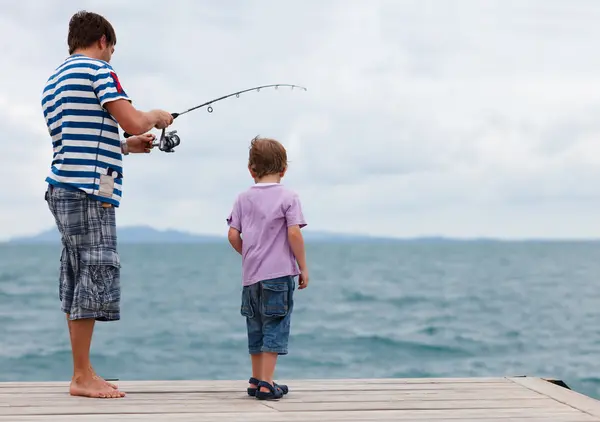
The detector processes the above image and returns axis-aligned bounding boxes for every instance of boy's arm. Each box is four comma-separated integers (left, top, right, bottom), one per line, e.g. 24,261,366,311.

288,225,307,268
228,227,243,255
288,225,308,289
285,193,309,288
226,197,243,255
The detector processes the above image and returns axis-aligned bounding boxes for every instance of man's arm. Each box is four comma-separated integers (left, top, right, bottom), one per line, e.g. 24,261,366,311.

228,227,243,255
105,100,168,136
92,66,172,135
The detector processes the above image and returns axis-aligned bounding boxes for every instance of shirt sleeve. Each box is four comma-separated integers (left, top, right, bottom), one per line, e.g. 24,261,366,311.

226,197,242,232
92,64,131,108
285,193,307,228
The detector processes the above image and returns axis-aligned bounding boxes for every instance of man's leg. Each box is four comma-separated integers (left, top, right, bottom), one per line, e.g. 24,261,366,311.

66,317,120,391
48,186,124,398
67,316,123,398
67,315,93,374
62,255,122,398
69,200,124,398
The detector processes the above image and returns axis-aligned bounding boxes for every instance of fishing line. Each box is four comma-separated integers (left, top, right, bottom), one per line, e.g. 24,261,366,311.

123,83,307,153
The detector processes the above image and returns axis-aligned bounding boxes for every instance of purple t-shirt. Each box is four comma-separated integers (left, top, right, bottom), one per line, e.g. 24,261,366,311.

227,183,307,286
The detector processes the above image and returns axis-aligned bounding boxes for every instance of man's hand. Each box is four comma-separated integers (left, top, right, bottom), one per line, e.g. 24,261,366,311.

298,269,309,289
126,133,155,153
149,110,174,129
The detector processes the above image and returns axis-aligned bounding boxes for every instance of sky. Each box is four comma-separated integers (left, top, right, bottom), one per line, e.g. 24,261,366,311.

2,0,600,240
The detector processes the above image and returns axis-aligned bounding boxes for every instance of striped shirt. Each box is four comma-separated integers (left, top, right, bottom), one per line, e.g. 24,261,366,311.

41,54,131,207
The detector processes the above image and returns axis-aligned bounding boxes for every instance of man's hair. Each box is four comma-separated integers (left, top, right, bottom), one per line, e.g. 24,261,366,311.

67,11,117,55
248,136,288,178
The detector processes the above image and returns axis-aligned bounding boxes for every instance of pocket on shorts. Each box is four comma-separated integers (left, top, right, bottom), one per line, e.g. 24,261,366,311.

76,248,121,312
261,278,290,317
53,189,90,237
240,287,254,318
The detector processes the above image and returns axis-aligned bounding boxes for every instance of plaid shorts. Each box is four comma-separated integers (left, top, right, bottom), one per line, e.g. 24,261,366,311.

45,184,121,321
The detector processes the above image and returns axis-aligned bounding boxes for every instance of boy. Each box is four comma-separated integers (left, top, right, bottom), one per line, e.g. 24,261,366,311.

226,136,309,400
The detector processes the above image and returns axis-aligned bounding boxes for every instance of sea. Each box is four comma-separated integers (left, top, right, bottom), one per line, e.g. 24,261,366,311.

1,240,599,400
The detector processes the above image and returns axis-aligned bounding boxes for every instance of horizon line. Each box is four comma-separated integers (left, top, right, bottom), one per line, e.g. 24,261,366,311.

3,224,600,244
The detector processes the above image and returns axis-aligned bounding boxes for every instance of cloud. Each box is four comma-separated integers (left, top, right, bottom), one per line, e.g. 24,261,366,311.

2,0,600,240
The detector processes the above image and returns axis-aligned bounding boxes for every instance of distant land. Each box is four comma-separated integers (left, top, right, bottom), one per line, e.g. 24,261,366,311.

5,225,398,244
5,226,599,244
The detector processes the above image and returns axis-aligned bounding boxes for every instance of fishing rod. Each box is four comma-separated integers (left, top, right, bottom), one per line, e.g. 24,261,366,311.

123,83,307,153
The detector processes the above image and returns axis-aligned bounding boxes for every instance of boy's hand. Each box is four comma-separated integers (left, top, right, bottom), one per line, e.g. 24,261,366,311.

298,269,309,289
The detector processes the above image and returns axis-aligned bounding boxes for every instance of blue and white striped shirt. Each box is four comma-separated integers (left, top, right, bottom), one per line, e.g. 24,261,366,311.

42,54,131,207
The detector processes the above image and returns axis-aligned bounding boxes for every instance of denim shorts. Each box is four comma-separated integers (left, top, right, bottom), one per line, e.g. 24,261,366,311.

240,275,295,355
45,184,121,322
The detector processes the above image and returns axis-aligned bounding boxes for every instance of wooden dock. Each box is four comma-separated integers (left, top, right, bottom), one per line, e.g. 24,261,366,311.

1,377,600,421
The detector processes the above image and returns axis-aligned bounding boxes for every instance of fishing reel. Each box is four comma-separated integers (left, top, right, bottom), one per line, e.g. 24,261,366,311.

152,128,181,153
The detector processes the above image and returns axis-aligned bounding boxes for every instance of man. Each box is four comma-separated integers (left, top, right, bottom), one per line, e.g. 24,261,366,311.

41,10,173,399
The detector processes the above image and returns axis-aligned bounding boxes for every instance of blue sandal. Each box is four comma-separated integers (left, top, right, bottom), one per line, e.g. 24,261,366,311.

247,377,260,396
247,377,289,396
255,380,285,400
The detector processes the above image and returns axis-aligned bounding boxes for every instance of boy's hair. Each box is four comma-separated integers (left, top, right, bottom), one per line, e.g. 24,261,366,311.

248,136,288,178
67,11,117,55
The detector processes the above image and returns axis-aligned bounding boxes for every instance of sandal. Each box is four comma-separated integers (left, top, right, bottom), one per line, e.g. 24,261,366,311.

247,377,289,396
247,377,260,396
255,381,284,400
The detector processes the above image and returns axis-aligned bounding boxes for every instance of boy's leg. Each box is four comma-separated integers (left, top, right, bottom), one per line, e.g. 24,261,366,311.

257,276,294,394
258,352,279,391
242,283,263,391
250,353,262,388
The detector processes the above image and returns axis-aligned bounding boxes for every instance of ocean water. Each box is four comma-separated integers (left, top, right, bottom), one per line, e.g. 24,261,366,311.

1,241,599,399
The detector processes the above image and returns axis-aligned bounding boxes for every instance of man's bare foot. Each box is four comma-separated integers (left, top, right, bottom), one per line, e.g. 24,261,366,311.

93,374,119,390
70,375,126,398
89,365,119,390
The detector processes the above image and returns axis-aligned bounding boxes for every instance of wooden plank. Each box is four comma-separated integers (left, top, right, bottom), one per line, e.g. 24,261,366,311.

0,385,538,396
0,409,596,422
0,382,522,394
0,398,572,416
0,379,515,389
0,395,549,408
0,377,509,387
0,384,546,400
0,403,273,416
0,389,547,404
262,397,571,411
508,377,600,418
